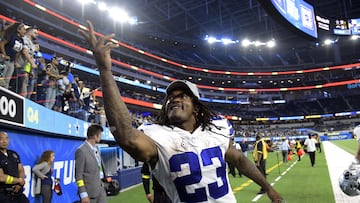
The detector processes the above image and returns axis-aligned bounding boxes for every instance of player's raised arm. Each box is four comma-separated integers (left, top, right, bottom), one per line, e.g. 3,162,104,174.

78,21,158,164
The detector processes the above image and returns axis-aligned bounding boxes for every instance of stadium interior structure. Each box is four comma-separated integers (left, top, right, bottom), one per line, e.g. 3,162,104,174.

0,0,360,201
1,0,360,134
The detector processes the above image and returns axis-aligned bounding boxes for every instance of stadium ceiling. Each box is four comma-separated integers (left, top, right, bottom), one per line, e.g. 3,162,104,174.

3,0,360,71
1,0,360,110
30,0,360,70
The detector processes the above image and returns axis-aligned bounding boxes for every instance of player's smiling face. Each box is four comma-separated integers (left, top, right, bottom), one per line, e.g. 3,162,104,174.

166,89,196,124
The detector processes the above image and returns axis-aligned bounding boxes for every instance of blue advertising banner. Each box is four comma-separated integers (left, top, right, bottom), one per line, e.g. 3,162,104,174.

6,130,83,202
24,98,114,141
0,87,114,141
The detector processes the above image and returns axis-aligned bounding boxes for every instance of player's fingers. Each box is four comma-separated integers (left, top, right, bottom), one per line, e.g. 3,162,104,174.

78,20,94,40
104,41,119,50
98,33,115,47
78,29,89,41
86,20,96,41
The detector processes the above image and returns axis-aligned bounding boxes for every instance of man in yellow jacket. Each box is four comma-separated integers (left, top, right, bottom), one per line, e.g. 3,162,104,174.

253,134,268,194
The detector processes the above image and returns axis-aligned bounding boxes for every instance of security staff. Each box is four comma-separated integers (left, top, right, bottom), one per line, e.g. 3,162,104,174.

295,138,302,161
253,133,268,195
0,131,29,203
141,163,171,203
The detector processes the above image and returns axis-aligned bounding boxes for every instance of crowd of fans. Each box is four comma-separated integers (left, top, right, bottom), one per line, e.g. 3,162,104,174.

1,19,359,135
0,20,109,127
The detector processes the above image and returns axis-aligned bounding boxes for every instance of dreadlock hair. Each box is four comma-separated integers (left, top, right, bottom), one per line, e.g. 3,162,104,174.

156,93,216,131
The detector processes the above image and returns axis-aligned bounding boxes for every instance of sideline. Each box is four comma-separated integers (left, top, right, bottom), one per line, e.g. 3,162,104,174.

251,159,298,202
323,141,360,203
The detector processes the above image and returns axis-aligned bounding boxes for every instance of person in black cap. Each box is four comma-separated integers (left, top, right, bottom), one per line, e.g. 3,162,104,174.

44,56,62,109
141,163,171,203
253,133,269,194
0,22,30,89
79,21,284,203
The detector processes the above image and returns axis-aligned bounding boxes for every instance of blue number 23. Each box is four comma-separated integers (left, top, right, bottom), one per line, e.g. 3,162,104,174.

169,146,229,202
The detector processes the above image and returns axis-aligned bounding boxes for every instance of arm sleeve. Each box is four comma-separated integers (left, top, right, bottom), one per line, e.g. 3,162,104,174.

32,162,48,178
141,164,151,195
75,148,87,195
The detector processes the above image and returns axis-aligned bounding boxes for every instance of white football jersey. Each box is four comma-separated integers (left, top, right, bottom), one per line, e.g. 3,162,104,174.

138,118,236,203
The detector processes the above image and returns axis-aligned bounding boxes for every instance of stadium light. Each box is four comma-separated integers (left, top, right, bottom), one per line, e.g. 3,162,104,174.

204,35,238,44
324,39,335,45
242,39,251,47
80,1,138,25
221,38,233,45
267,40,276,48
254,41,263,46
109,7,129,23
351,35,360,40
205,36,217,44
77,0,96,4
97,2,107,11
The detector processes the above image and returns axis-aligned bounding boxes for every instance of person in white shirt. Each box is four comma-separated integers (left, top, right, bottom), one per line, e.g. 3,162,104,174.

304,134,317,167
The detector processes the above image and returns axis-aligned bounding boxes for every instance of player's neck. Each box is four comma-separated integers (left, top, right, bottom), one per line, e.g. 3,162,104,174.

176,122,199,133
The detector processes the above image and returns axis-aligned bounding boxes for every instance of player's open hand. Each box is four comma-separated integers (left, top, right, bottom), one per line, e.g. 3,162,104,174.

78,20,118,73
267,188,285,203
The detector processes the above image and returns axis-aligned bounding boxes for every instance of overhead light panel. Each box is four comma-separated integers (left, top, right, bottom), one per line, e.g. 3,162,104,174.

97,2,107,10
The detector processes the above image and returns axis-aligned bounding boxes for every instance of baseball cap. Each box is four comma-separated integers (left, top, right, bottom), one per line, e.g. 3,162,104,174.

166,80,200,99
17,23,31,30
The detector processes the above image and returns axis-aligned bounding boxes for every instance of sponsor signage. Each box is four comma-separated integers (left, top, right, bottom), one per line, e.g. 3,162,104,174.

0,87,114,141
0,87,24,126
316,15,330,31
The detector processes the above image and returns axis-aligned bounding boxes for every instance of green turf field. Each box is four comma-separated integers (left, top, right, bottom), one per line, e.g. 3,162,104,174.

332,139,358,155
107,139,358,203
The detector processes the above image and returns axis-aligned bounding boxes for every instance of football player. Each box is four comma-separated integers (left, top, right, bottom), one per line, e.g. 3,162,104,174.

79,21,284,203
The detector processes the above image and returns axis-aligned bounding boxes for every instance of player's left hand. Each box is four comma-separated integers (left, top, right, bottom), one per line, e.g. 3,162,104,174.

12,185,23,193
267,188,284,203
78,21,118,73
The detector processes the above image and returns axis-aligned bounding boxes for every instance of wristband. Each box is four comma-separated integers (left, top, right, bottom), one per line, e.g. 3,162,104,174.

5,175,14,184
80,192,88,199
